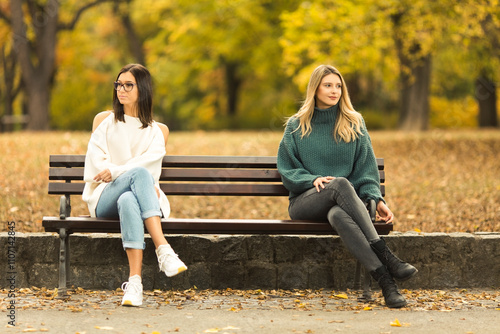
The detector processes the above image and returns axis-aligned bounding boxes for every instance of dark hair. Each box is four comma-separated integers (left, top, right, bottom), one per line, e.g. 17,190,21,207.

112,64,153,128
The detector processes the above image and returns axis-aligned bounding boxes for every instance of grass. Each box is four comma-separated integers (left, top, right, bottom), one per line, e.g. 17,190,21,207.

1,129,499,233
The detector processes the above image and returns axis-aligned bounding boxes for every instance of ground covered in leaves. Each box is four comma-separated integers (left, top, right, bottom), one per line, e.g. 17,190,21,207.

2,288,499,333
2,287,499,313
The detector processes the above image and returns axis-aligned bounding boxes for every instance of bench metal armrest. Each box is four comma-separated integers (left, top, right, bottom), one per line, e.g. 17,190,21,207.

366,199,376,223
59,195,71,220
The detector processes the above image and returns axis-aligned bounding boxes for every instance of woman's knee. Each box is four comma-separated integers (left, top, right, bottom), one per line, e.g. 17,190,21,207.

128,167,155,186
130,166,152,178
325,177,351,190
117,191,139,212
327,206,348,224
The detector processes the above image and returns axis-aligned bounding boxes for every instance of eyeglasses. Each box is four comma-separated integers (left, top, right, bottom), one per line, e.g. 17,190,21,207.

113,81,137,92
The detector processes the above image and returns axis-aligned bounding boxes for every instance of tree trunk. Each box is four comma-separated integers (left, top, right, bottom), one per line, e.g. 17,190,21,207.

10,0,59,130
25,80,51,130
8,0,112,131
475,76,498,128
1,45,19,132
115,0,145,65
398,55,432,131
391,11,432,131
225,62,241,117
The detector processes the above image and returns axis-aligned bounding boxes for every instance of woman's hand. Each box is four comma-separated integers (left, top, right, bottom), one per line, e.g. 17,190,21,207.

94,169,112,183
376,201,394,224
313,176,335,192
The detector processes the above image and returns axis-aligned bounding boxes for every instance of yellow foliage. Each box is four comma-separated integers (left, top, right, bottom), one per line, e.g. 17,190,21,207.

430,96,478,128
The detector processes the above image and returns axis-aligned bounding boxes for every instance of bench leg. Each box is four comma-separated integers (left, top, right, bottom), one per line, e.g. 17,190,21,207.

354,260,362,290
56,228,71,298
360,267,373,301
355,262,373,301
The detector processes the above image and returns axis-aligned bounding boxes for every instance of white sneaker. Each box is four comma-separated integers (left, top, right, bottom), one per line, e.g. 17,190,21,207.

156,244,188,277
121,275,143,306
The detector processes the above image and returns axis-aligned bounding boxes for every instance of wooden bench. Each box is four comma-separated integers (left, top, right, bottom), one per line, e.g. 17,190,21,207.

42,154,390,298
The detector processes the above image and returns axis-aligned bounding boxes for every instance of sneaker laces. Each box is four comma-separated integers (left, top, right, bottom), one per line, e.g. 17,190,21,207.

121,280,141,294
157,250,180,271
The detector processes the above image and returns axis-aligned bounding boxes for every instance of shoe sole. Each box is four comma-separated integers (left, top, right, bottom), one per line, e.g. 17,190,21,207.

165,265,188,277
121,300,142,307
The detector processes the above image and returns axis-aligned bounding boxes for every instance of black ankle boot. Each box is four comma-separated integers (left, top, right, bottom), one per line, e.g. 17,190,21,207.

371,238,418,281
370,266,407,308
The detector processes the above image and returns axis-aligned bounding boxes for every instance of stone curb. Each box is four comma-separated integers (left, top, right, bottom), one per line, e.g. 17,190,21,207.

2,232,499,290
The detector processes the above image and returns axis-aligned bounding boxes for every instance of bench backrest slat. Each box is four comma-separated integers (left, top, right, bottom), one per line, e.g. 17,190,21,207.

48,155,385,197
50,155,384,169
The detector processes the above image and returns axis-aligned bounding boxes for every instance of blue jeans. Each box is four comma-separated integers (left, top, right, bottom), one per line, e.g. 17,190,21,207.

289,177,383,272
95,167,162,250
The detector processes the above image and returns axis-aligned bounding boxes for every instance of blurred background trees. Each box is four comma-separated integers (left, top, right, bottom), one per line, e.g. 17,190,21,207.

0,0,499,132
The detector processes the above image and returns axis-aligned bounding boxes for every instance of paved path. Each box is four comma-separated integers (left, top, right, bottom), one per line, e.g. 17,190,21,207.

2,288,499,333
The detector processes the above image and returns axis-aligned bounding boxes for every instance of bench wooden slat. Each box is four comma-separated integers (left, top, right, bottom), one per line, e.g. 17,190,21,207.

50,155,279,169
50,168,284,182
50,155,384,170
42,216,393,235
48,182,290,196
161,169,282,181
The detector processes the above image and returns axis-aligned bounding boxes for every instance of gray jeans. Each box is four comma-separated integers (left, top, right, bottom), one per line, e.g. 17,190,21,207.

289,177,383,272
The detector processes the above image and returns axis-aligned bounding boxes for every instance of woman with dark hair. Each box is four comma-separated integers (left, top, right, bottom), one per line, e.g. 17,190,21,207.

277,65,417,308
83,64,187,307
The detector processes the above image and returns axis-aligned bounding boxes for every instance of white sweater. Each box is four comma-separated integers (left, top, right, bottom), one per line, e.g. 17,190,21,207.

82,113,170,218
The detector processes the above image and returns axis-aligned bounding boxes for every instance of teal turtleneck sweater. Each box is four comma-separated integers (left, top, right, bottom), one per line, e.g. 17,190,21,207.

277,104,383,203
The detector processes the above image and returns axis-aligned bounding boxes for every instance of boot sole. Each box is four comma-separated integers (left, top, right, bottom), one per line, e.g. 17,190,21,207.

387,300,407,308
394,268,418,281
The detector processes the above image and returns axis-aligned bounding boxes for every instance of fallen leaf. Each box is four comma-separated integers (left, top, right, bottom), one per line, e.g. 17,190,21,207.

390,319,402,327
333,294,348,299
95,326,114,330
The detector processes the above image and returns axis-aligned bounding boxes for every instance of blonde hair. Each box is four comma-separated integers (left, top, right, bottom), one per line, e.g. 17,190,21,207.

289,65,364,142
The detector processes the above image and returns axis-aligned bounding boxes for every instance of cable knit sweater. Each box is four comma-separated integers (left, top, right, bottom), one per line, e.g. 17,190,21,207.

277,104,383,203
82,113,170,218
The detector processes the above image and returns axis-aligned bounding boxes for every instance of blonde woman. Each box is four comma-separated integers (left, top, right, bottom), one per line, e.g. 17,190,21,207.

277,65,417,308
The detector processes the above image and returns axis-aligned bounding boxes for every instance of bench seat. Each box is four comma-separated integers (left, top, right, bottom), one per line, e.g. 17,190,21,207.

43,217,393,235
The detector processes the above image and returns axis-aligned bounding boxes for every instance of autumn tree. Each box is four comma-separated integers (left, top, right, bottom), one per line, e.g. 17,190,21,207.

280,0,405,131
280,0,498,131
0,0,116,130
145,0,301,129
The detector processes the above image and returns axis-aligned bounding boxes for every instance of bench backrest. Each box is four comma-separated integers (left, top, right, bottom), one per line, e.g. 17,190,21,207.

48,155,385,197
